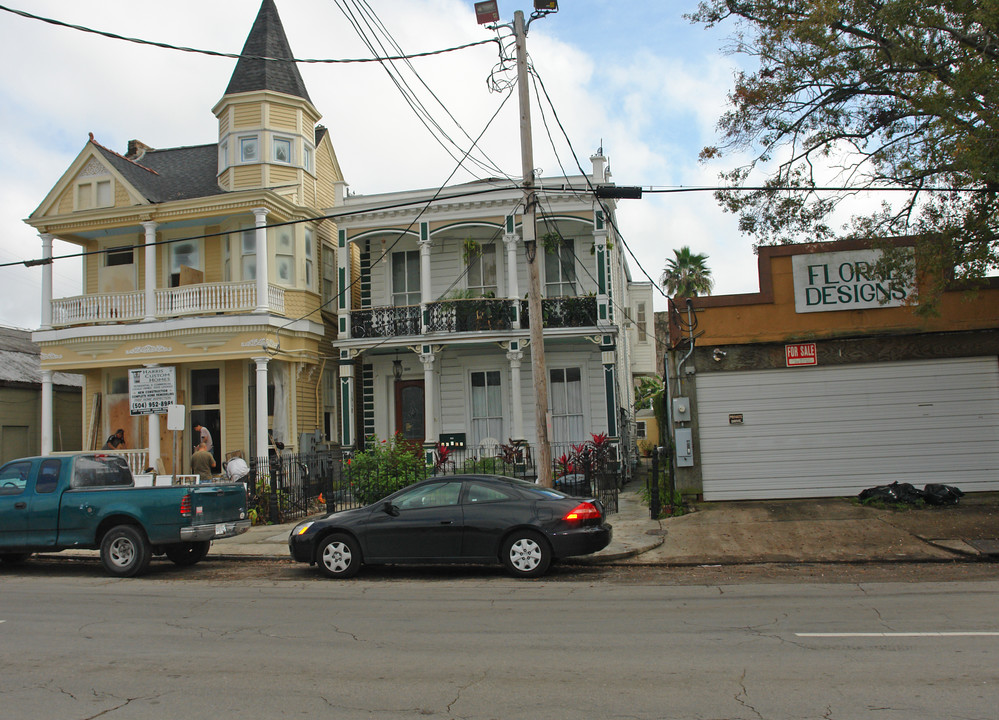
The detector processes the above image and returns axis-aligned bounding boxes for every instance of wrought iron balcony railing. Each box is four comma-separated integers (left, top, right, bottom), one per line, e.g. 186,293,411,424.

350,305,421,338
425,297,513,333
520,295,598,329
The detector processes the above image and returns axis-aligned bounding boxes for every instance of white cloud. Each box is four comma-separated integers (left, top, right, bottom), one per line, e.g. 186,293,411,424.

0,0,763,329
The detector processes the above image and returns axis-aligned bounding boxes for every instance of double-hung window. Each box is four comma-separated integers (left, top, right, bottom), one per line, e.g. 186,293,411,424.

544,239,576,296
549,367,584,443
392,250,420,306
470,370,503,446
467,244,497,297
275,227,295,285
240,136,259,163
241,229,256,281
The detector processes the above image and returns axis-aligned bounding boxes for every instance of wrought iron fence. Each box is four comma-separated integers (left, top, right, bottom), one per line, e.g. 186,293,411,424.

246,443,620,525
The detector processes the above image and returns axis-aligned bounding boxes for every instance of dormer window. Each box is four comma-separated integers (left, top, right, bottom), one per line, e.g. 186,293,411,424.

273,137,293,164
239,136,259,163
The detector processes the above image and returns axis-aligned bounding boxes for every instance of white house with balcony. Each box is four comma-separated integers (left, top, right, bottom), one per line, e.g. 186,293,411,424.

25,0,342,473
333,154,656,475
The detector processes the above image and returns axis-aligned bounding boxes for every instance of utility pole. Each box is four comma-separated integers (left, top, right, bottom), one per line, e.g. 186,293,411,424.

513,9,552,487
477,1,555,486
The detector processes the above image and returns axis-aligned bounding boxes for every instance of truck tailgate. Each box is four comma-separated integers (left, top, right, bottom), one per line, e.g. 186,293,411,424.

187,484,247,525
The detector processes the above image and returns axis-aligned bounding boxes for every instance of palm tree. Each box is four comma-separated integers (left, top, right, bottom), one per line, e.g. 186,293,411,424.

660,246,714,297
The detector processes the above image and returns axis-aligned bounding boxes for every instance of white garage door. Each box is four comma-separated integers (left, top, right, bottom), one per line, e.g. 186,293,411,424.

695,356,999,500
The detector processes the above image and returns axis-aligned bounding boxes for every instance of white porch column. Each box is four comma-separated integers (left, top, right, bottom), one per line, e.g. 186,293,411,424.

40,369,53,455
418,222,432,332
506,342,525,443
39,233,53,330
503,216,521,329
419,346,437,462
142,221,158,321
143,363,161,470
594,209,611,328
253,208,269,314
254,357,269,458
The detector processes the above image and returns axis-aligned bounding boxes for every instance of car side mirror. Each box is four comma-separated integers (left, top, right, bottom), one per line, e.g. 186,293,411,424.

382,501,400,517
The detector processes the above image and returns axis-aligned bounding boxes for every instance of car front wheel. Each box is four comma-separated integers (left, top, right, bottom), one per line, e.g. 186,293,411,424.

317,534,361,578
502,531,552,578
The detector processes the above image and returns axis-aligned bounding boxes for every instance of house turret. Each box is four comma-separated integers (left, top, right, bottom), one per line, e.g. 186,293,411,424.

212,0,321,199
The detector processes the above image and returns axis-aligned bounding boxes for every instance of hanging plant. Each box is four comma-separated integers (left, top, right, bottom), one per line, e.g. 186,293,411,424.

462,238,482,266
541,232,562,255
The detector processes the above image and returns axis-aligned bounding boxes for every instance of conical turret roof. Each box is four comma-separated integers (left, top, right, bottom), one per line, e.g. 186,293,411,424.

224,0,312,103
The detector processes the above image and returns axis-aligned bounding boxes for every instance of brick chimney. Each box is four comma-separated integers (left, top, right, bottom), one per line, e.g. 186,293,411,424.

126,139,153,160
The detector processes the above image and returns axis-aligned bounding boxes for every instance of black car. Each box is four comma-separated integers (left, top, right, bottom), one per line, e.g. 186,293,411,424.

288,474,612,578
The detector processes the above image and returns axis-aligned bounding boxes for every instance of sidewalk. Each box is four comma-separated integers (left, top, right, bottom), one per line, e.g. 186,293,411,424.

212,482,999,564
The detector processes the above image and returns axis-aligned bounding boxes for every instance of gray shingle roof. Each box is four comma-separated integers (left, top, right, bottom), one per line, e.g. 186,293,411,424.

225,0,312,103
92,143,225,204
0,327,83,388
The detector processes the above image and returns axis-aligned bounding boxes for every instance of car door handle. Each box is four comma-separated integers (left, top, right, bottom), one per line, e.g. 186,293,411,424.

439,520,453,525
14,502,27,510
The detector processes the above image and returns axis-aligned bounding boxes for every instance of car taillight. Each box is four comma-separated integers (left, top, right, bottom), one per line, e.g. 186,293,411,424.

180,494,192,518
563,502,601,521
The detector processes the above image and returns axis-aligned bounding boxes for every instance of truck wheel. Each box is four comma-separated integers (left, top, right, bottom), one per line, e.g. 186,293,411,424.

100,525,152,578
0,553,32,565
164,541,211,566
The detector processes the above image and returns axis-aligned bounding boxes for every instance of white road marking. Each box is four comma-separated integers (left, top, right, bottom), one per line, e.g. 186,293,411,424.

796,632,999,638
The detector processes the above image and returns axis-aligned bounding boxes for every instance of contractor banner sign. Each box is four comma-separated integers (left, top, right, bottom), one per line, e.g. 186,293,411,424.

792,248,913,313
128,366,176,415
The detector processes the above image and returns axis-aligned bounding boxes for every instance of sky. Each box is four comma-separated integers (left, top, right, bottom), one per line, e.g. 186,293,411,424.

0,0,760,331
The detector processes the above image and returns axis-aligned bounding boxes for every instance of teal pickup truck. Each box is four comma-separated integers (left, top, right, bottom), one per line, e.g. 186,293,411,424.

0,453,250,577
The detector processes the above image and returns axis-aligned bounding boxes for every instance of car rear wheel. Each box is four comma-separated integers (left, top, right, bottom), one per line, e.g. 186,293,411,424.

100,525,152,578
317,533,361,578
164,541,211,566
502,530,552,578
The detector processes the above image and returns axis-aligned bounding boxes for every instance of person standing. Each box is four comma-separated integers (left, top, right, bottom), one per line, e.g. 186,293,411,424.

193,424,213,453
190,442,216,483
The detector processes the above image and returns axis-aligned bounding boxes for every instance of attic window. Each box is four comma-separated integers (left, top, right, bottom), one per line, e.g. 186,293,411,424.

76,179,113,210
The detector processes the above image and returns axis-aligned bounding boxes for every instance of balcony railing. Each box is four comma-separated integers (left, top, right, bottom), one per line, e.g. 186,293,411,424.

520,295,598,329
49,282,286,328
425,298,513,333
350,305,421,338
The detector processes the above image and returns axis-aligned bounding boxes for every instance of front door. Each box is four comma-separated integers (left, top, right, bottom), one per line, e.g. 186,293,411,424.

395,380,425,445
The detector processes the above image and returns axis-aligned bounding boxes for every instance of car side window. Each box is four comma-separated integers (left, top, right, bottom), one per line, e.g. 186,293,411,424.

394,482,461,510
465,482,514,504
36,459,61,494
0,461,32,496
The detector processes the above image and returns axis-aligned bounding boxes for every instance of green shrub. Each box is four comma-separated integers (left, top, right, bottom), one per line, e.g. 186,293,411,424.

347,435,426,505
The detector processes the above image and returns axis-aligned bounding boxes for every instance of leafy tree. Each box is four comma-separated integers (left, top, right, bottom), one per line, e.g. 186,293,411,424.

660,246,714,297
691,1,999,311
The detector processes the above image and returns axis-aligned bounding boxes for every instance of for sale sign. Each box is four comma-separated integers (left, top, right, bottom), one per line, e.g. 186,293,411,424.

128,366,176,415
785,343,817,367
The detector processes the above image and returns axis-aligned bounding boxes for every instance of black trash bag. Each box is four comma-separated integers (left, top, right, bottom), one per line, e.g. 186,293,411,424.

858,481,926,505
922,483,964,506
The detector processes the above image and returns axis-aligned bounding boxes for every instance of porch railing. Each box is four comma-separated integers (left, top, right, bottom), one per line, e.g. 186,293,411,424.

49,282,286,327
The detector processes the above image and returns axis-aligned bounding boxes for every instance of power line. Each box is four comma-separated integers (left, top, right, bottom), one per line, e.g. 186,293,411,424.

0,4,498,64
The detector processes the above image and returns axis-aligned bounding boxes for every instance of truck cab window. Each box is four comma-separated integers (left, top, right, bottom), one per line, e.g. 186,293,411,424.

36,460,62,494
0,461,31,495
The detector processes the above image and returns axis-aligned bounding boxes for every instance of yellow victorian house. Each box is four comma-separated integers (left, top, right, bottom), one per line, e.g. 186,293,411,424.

26,0,343,474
